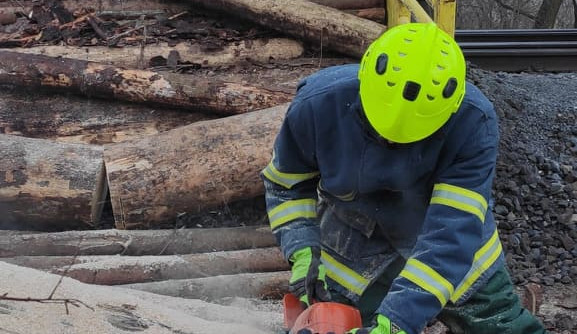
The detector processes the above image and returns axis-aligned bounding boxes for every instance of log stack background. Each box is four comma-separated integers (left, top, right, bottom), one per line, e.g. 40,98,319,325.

0,0,385,299
0,0,385,231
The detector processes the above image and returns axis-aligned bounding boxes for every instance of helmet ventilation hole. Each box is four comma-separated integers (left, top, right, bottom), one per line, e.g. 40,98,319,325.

443,78,458,98
403,81,421,101
409,28,417,33
437,65,445,70
441,50,449,56
432,80,440,86
375,53,389,75
443,40,450,45
398,52,407,57
404,38,413,43
393,66,401,72
427,94,435,101
387,81,396,87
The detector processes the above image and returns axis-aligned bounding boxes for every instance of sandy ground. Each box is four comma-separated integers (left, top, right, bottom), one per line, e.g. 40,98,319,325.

0,262,283,334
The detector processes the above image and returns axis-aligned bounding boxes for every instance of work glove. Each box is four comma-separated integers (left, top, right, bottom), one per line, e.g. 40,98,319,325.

289,247,331,307
346,314,407,334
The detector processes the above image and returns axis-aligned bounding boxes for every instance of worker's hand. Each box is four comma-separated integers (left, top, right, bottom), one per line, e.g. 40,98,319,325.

289,247,331,307
346,314,407,334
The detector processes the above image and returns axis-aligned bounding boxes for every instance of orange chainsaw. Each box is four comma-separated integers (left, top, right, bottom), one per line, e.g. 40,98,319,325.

283,294,363,334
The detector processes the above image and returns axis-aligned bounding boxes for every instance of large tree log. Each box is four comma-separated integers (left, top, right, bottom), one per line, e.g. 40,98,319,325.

10,38,304,69
0,226,276,257
104,104,288,229
309,0,383,10
0,51,293,115
0,134,105,231
1,247,288,285
0,88,211,145
186,0,386,59
123,271,290,300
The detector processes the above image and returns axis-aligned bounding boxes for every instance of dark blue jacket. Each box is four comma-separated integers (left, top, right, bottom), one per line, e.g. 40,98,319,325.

262,64,504,334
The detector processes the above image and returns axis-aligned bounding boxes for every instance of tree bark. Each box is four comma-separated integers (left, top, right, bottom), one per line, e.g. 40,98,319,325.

0,88,211,145
9,38,304,69
104,104,288,229
0,134,105,231
3,248,287,285
0,226,276,257
185,0,386,59
534,0,564,28
309,0,383,10
0,51,293,115
123,271,290,300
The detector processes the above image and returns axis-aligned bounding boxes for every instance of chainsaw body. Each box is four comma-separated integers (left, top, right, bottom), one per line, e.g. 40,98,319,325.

283,294,363,334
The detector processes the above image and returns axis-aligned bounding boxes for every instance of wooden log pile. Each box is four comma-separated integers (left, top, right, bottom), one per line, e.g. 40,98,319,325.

0,227,289,299
0,0,387,231
0,0,390,301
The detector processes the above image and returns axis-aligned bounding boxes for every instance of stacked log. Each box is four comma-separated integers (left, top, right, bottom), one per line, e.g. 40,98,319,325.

0,134,106,231
104,104,288,229
0,226,289,299
185,0,386,58
0,51,293,115
10,38,304,69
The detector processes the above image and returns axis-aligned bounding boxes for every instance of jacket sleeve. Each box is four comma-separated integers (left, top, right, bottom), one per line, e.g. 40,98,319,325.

377,108,500,334
261,100,321,260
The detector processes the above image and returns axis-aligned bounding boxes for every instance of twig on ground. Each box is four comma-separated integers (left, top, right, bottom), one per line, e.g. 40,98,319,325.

0,237,93,315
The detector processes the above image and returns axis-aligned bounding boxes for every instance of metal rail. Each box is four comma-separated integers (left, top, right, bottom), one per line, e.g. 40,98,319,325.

454,29,577,72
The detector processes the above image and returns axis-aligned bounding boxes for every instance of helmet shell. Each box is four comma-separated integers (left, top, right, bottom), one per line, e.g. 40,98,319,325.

358,23,466,143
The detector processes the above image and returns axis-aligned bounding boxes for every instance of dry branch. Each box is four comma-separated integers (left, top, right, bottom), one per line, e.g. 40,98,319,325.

0,134,105,231
10,38,304,69
0,51,293,115
1,248,288,285
0,88,211,145
186,0,386,58
123,271,290,300
104,104,288,229
0,226,276,257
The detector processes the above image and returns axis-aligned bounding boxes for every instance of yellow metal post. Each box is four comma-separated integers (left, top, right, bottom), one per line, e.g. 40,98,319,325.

387,0,411,28
433,0,457,36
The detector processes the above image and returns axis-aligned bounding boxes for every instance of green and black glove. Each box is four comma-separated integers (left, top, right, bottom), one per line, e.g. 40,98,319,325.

346,314,407,334
289,247,331,307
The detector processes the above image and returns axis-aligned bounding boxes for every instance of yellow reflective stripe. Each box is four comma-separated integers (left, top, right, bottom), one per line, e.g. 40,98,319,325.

262,161,319,189
400,258,454,306
451,229,503,302
268,199,317,230
321,251,369,296
430,183,488,223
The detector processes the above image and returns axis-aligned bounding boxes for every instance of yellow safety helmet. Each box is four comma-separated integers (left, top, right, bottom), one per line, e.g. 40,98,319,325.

358,23,466,144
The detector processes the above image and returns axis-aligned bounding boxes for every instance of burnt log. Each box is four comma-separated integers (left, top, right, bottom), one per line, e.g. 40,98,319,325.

0,88,211,145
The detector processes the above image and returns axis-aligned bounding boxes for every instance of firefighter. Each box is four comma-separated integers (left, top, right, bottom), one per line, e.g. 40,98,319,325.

261,23,547,334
